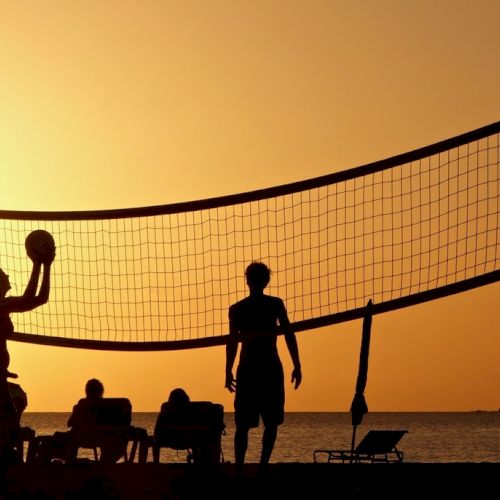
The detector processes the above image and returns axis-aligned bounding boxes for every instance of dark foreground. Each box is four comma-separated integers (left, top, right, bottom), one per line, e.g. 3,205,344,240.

1,462,499,499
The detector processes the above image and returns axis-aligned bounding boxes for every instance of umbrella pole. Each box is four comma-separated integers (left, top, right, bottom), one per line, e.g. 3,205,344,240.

350,424,357,464
349,300,373,464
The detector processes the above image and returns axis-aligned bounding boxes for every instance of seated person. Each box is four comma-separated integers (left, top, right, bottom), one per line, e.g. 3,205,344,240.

38,379,127,464
69,378,129,463
155,388,190,430
67,378,104,429
153,388,223,464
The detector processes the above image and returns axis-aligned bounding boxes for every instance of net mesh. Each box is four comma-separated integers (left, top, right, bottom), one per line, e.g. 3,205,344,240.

1,122,499,350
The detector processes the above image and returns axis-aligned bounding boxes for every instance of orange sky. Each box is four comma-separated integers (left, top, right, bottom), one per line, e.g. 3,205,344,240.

1,1,499,412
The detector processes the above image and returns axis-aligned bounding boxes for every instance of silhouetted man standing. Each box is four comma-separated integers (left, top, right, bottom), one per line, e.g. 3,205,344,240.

225,261,302,478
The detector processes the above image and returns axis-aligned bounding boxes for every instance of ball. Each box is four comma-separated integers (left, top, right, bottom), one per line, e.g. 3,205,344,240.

25,230,56,262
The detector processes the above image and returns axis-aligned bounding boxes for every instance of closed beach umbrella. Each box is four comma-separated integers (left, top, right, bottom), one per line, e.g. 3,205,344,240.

350,299,373,456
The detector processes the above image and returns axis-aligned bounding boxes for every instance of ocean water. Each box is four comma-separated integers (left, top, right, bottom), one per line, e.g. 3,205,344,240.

20,411,500,464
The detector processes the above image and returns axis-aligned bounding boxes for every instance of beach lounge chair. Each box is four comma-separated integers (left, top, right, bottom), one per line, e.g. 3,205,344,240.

29,398,148,463
150,401,225,464
313,429,408,464
72,397,136,462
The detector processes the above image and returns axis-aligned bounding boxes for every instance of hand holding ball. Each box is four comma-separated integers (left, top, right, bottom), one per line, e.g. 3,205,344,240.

25,230,56,264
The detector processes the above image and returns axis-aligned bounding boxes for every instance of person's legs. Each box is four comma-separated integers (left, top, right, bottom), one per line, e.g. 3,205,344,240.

260,423,277,468
234,424,249,477
259,363,283,474
234,364,259,478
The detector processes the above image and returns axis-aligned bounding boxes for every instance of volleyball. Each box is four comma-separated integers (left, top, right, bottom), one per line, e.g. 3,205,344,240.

25,230,56,262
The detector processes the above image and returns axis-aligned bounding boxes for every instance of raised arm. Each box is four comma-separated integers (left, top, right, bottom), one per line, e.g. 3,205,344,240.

6,250,54,313
22,261,42,298
34,259,53,307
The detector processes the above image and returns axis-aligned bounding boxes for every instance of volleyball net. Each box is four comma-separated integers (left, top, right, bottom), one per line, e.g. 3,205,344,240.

1,122,499,350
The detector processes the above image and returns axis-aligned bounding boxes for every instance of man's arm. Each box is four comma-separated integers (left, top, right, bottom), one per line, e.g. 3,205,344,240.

225,307,238,392
284,331,302,389
279,300,302,389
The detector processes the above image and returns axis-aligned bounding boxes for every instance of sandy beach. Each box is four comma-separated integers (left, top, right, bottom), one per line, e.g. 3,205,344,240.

2,462,499,499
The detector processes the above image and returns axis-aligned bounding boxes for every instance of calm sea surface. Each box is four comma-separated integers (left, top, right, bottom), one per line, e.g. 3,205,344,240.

21,412,500,464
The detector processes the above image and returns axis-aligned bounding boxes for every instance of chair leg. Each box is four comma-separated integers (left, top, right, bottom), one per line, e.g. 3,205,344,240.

138,440,148,463
26,438,37,463
128,440,138,463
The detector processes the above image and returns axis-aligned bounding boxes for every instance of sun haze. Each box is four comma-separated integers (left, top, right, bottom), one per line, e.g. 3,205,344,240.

1,1,499,411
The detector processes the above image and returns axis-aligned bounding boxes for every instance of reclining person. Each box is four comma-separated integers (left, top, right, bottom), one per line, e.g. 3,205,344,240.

39,379,127,463
69,378,129,463
153,388,193,461
67,378,104,429
153,388,223,464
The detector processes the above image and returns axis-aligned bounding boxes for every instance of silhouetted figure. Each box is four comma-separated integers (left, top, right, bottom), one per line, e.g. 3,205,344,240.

155,388,191,429
38,378,127,464
153,388,224,465
67,378,105,429
0,248,54,465
153,388,192,460
225,261,302,478
66,378,126,463
153,387,198,462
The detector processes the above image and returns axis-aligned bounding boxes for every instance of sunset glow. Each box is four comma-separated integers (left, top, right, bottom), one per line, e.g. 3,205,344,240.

1,0,499,412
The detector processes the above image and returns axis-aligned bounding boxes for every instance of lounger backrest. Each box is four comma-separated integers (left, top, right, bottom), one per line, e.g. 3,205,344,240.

186,402,225,432
355,430,408,455
152,401,224,463
155,401,224,435
92,398,132,426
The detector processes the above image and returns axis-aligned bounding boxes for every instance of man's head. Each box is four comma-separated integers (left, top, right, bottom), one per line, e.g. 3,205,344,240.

168,388,190,406
85,378,104,399
245,261,271,291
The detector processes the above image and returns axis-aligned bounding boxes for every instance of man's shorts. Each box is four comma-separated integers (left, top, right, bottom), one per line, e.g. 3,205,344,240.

234,360,285,428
